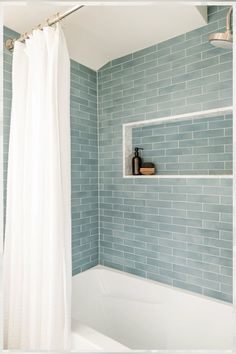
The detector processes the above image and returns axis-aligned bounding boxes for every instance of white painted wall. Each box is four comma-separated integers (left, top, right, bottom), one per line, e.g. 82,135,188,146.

3,3,207,70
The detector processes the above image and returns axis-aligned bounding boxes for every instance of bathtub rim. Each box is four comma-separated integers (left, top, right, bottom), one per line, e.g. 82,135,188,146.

73,264,234,308
72,265,235,352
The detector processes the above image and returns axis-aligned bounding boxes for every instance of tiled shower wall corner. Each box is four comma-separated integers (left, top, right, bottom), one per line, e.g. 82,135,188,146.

3,27,99,275
98,6,233,302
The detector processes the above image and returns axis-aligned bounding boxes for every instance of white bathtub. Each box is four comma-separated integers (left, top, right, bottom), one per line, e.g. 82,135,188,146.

71,265,235,352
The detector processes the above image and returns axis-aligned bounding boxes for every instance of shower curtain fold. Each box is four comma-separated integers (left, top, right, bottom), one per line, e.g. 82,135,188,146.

3,24,71,351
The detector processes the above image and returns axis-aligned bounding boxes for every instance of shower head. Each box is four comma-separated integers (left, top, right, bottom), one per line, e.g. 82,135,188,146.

209,31,232,49
209,6,233,49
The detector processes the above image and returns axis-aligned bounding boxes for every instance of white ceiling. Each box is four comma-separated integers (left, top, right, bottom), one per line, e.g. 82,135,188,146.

3,2,207,70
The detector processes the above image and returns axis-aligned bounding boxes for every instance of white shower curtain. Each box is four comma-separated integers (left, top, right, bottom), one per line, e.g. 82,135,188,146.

3,24,71,351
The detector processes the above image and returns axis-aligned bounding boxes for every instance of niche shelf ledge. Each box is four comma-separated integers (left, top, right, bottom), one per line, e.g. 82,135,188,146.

123,175,233,179
122,106,233,179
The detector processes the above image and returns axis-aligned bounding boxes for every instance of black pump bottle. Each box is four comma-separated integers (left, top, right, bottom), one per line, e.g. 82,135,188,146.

132,147,143,175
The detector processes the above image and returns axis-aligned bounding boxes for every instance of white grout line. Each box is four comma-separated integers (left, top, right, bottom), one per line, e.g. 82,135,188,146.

0,7,3,352
96,70,101,266
232,3,236,351
123,106,233,128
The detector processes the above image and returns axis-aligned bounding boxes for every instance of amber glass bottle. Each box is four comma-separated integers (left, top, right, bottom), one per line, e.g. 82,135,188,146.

132,147,143,175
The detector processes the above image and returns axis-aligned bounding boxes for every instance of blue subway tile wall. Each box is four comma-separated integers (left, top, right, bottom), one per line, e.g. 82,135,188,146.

98,6,233,302
3,27,99,275
70,59,98,275
132,113,232,175
3,27,18,226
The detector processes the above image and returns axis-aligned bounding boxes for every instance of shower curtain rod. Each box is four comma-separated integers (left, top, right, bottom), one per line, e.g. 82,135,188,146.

5,4,85,51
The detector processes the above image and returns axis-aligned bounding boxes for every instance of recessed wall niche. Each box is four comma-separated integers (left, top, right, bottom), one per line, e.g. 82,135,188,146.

123,107,233,178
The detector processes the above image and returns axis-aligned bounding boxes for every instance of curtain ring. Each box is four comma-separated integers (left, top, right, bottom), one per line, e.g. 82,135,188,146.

37,23,43,31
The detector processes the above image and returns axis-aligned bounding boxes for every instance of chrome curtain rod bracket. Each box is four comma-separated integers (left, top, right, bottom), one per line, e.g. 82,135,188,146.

6,38,14,51
5,4,85,51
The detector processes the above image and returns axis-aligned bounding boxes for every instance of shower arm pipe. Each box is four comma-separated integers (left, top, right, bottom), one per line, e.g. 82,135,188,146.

226,6,233,32
5,4,85,51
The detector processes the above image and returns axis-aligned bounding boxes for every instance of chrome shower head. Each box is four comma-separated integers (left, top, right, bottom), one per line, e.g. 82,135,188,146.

209,6,233,49
209,31,232,49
